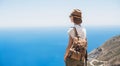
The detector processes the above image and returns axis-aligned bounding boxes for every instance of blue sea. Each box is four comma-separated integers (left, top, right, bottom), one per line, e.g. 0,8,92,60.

0,27,120,66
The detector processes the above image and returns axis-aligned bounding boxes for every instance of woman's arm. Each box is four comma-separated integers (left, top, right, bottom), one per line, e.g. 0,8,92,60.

64,35,73,61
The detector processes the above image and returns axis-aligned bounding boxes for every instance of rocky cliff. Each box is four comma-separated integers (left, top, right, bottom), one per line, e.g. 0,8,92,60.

87,35,120,66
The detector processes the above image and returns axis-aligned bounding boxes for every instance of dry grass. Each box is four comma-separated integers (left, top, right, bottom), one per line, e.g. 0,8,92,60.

88,35,120,66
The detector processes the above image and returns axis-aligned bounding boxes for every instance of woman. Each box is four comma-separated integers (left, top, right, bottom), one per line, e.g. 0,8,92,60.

64,9,87,66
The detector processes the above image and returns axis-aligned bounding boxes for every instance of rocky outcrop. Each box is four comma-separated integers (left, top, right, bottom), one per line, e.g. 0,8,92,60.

88,35,120,66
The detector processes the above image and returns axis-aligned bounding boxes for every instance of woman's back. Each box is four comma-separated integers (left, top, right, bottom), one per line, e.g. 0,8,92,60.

68,24,86,39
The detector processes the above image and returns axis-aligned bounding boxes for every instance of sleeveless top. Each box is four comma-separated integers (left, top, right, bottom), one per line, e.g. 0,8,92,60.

67,24,86,39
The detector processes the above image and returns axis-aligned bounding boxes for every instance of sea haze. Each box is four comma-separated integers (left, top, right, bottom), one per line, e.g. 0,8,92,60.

0,27,120,66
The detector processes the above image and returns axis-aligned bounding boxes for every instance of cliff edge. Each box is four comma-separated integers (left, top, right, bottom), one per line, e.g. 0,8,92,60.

88,35,120,66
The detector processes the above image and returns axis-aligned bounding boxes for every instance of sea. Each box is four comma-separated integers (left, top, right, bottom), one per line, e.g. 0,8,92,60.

0,26,120,66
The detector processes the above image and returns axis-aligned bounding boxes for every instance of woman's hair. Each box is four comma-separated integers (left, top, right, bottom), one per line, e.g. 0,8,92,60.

70,9,82,24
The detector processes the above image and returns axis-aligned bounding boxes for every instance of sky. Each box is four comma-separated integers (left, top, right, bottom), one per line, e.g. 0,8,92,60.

0,0,120,28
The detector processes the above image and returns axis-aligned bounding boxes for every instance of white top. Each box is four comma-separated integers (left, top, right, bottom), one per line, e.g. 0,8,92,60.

67,24,86,39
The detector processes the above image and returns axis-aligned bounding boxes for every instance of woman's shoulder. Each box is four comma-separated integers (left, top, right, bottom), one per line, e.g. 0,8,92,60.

80,26,86,35
80,25,86,29
67,27,74,33
81,26,86,31
67,27,75,38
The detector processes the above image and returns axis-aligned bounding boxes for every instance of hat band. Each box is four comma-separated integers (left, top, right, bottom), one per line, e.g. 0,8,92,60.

70,14,81,17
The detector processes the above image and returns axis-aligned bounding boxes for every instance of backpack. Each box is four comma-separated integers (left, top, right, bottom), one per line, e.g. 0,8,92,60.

67,27,87,61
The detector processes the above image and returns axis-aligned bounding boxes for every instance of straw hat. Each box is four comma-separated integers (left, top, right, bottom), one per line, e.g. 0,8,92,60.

70,9,82,18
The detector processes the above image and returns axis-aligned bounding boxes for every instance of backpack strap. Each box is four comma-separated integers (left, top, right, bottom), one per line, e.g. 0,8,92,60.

73,27,79,38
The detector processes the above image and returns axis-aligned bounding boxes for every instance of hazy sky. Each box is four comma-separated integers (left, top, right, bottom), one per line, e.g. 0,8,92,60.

0,0,120,28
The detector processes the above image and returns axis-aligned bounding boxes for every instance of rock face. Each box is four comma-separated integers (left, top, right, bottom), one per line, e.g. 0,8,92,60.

88,35,120,66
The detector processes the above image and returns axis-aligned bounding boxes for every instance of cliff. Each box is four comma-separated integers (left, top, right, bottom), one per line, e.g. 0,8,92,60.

87,35,120,66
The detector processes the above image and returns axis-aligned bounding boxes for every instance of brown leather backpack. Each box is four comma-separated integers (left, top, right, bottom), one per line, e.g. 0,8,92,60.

67,27,87,61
